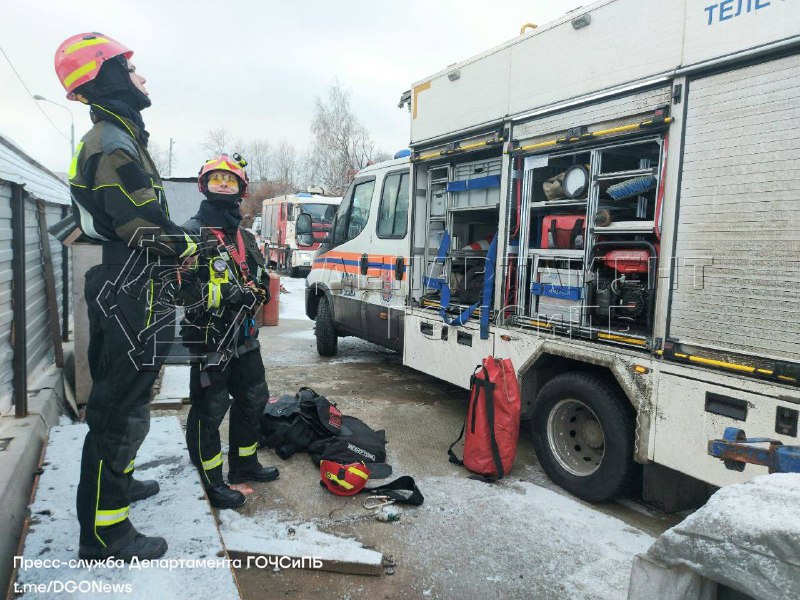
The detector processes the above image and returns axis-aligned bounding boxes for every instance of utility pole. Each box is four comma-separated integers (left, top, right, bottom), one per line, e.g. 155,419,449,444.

168,137,175,176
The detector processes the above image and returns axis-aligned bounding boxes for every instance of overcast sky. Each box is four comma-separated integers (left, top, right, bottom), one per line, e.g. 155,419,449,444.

1,1,584,177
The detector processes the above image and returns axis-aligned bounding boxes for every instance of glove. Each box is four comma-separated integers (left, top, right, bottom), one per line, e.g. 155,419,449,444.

246,282,268,306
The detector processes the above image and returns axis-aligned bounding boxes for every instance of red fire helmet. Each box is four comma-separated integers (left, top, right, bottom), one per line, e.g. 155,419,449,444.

54,33,133,100
198,155,249,197
319,460,370,496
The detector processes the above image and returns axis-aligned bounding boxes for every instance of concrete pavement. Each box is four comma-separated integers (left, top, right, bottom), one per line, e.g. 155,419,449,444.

214,276,682,600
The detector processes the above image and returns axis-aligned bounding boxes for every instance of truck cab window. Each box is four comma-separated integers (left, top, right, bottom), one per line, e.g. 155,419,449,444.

377,171,409,238
332,178,375,246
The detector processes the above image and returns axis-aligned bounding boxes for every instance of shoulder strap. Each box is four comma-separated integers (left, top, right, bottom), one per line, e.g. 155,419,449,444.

570,218,585,249
210,227,252,282
448,366,481,466
482,364,505,481
448,365,498,469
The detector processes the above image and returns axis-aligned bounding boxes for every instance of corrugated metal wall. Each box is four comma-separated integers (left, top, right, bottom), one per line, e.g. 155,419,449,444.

23,200,67,382
0,182,71,413
0,183,13,407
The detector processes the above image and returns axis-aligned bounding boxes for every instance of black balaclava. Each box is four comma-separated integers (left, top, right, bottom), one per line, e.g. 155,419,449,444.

197,176,244,232
78,55,150,139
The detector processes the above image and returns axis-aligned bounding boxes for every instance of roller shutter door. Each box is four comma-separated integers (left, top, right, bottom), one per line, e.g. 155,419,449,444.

669,53,800,363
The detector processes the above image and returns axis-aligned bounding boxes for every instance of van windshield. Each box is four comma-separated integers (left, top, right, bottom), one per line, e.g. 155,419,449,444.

298,203,336,224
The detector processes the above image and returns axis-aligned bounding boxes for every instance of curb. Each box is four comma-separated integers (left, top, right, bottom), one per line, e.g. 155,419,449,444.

0,365,68,597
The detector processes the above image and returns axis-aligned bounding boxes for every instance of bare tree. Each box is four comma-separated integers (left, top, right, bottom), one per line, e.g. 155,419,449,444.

239,181,268,228
148,140,171,176
202,126,243,157
246,138,272,182
273,138,300,191
308,81,387,195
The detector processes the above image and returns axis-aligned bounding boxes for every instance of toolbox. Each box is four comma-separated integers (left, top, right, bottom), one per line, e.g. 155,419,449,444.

532,267,584,323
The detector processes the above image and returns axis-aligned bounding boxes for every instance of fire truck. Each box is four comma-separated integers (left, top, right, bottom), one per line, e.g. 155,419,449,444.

304,0,800,506
261,188,341,277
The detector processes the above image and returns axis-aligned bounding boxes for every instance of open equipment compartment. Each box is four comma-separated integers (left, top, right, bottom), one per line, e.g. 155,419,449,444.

511,131,666,345
417,149,503,322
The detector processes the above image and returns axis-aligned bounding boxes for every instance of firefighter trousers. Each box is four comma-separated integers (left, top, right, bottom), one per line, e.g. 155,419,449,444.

186,349,268,488
77,264,167,553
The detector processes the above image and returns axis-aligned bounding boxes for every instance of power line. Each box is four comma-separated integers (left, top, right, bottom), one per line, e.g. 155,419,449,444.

0,44,71,142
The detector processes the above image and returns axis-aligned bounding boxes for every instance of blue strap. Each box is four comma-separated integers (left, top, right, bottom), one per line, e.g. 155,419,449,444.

425,231,450,291
479,236,498,340
437,231,450,262
438,235,498,339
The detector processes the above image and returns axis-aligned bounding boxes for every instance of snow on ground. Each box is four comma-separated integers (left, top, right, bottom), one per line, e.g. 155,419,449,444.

154,365,191,402
219,510,382,567
19,417,238,600
277,275,309,321
269,274,401,366
395,477,654,599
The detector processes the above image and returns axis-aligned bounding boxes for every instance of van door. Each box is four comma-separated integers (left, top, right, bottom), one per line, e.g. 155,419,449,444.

361,169,411,350
312,176,377,338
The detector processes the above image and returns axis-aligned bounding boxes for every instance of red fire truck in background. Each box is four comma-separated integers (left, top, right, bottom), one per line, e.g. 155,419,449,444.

261,187,341,277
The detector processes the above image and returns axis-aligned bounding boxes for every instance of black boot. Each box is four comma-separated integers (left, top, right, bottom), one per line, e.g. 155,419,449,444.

206,484,246,509
79,533,168,561
228,464,280,484
130,478,160,502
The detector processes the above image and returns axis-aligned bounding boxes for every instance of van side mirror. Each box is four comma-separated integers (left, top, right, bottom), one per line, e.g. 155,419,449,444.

296,213,312,235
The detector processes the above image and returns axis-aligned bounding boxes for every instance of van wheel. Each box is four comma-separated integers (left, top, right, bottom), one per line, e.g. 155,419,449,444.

289,266,300,278
315,296,338,356
531,372,634,503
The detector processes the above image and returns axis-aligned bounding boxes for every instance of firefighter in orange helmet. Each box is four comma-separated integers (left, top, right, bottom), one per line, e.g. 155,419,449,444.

180,154,279,509
54,32,197,561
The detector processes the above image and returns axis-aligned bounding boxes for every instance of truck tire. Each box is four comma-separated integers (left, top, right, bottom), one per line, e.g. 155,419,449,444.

289,266,301,278
315,296,338,356
530,372,634,503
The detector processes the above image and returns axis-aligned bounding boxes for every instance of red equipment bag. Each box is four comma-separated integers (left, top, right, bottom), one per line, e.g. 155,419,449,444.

448,357,522,480
540,214,585,250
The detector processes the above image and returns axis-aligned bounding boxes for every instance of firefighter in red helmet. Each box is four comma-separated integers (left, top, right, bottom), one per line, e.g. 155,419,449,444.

54,32,197,561
180,154,279,509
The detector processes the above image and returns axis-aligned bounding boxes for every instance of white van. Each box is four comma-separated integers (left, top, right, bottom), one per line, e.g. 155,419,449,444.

304,154,411,356
300,0,800,506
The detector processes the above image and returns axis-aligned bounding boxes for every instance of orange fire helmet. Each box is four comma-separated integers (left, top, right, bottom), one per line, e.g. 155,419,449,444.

319,460,370,496
54,33,133,100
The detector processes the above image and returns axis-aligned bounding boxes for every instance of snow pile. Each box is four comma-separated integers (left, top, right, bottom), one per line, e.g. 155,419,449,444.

219,509,382,567
19,417,238,600
644,473,800,600
397,476,654,599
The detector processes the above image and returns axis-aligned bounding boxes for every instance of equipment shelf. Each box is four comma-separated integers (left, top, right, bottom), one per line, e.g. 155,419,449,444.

530,198,588,210
593,220,655,233
596,167,656,181
531,248,585,258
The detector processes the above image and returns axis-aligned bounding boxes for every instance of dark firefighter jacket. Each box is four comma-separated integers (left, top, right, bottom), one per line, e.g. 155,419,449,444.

179,217,270,364
68,103,196,258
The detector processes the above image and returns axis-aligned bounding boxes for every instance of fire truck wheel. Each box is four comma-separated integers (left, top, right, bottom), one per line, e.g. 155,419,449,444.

315,296,338,356
531,372,635,503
